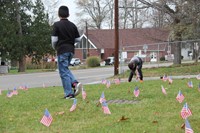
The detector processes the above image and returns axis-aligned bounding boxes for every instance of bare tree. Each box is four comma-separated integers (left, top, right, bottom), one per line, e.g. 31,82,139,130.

76,0,111,29
119,0,129,29
42,0,59,25
136,0,190,64
118,0,152,29
107,0,114,29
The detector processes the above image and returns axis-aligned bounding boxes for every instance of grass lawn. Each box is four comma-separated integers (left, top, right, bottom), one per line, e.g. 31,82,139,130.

0,77,200,133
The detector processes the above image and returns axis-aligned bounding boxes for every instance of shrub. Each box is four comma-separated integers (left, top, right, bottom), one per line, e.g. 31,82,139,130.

86,56,100,67
26,61,56,69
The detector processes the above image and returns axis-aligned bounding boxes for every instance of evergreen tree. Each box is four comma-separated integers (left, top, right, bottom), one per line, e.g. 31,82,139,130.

0,0,53,72
29,0,53,63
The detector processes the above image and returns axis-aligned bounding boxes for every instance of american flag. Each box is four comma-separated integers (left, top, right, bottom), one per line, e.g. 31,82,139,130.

176,90,184,103
161,85,167,95
24,85,29,90
40,109,53,127
19,85,28,90
102,101,111,114
82,88,87,100
99,92,106,103
185,119,194,133
101,79,107,84
134,86,140,97
19,86,24,90
187,81,193,88
12,87,18,95
168,76,173,84
196,74,200,80
181,103,192,119
7,91,13,98
115,78,120,84
70,99,77,112
0,89,2,95
106,80,111,88
162,75,168,82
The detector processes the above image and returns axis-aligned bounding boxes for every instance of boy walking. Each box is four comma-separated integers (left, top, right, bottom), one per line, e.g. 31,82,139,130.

128,56,143,82
51,6,82,99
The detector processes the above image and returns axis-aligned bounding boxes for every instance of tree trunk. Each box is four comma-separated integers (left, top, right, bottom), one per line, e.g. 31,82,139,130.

194,42,200,63
173,41,181,65
15,0,25,72
172,18,182,65
18,56,26,72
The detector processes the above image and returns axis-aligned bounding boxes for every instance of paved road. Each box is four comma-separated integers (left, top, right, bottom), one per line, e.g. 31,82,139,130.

0,67,115,90
0,61,197,90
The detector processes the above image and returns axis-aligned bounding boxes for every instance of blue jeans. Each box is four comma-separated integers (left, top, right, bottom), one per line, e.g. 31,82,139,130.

58,52,77,96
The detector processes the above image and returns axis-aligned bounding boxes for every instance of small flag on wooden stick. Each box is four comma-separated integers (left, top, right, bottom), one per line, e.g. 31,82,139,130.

176,90,184,103
70,99,77,112
161,85,167,95
102,101,111,114
99,92,106,104
187,81,193,88
101,79,107,84
133,86,140,97
82,88,87,100
185,119,194,133
40,109,53,127
106,80,111,88
114,78,120,85
7,90,13,98
168,76,173,84
180,103,192,119
12,87,18,95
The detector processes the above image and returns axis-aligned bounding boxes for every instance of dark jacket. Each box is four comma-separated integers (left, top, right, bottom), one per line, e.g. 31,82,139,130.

52,19,80,55
128,56,143,82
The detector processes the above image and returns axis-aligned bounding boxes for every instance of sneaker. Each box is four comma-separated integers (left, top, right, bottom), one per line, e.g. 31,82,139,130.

72,82,77,88
65,94,75,99
74,82,82,96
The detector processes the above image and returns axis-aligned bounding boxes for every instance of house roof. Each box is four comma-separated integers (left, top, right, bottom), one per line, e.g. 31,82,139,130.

85,28,170,51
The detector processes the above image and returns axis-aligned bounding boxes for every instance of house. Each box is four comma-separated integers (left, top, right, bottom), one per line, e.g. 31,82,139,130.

75,28,170,62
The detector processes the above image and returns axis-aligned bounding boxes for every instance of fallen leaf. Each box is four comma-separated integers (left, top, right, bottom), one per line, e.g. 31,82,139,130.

96,102,100,107
118,116,129,122
181,123,185,129
55,111,65,115
154,112,159,115
152,120,158,124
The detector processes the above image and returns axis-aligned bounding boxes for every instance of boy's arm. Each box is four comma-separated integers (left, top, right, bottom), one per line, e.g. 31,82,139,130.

51,36,58,50
75,37,81,43
51,23,58,50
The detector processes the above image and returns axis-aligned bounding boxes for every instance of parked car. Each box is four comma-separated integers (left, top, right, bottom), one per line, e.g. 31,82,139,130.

105,57,114,65
70,58,81,66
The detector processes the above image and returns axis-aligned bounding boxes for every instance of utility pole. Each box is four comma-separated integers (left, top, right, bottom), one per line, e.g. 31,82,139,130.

86,21,90,57
114,0,119,75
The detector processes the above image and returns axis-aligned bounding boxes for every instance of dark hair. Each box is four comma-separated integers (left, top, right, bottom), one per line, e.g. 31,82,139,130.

58,6,69,18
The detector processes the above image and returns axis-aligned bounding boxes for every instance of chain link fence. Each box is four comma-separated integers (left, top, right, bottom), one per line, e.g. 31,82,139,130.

120,39,200,63
119,39,200,74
